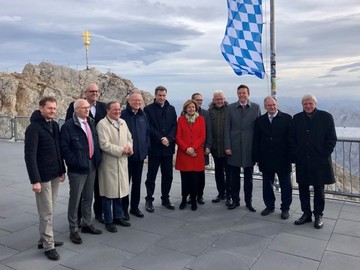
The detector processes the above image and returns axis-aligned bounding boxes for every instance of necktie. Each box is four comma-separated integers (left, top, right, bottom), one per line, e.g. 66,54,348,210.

47,121,53,134
269,116,273,123
83,120,94,158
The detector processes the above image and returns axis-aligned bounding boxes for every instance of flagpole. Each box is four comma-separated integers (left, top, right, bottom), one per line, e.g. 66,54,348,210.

270,0,276,98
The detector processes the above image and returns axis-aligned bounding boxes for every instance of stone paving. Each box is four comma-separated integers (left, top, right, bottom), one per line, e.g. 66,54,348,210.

1,140,360,270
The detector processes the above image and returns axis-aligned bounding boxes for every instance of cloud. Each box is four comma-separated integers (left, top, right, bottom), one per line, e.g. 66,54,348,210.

0,16,22,22
1,0,360,100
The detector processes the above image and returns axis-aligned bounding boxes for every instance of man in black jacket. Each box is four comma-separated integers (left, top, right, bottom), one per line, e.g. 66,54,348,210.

253,96,293,220
65,83,107,223
290,94,337,229
61,99,103,245
121,91,150,219
24,96,66,261
144,86,177,212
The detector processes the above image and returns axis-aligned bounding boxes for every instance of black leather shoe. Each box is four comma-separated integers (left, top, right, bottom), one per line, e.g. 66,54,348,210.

314,215,324,229
191,201,197,211
69,232,82,245
130,208,144,218
197,197,205,205
123,210,130,221
95,215,104,224
294,214,312,225
261,207,274,216
226,197,233,207
105,223,117,233
246,204,256,212
281,210,290,220
81,225,103,234
227,202,240,210
179,200,187,210
162,200,175,210
113,218,131,227
44,248,60,261
145,201,154,213
38,241,64,249
212,195,225,203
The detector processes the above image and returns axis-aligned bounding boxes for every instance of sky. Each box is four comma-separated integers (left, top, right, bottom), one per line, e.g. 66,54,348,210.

1,0,360,102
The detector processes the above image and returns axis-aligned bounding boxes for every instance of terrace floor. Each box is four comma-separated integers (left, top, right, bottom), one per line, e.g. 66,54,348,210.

1,140,360,270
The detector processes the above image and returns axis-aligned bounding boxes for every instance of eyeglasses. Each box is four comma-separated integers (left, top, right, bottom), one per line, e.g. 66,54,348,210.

76,106,90,110
88,90,99,93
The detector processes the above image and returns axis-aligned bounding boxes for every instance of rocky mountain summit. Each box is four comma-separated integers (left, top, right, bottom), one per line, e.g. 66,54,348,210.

0,62,153,117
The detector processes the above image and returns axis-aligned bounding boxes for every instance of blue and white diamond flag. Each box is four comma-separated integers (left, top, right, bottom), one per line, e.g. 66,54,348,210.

221,0,265,79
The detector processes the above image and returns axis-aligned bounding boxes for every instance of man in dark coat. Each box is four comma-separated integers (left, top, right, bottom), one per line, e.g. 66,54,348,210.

208,90,231,205
61,99,103,244
121,91,150,219
290,94,337,229
24,96,66,261
253,96,293,220
65,83,107,223
144,86,177,212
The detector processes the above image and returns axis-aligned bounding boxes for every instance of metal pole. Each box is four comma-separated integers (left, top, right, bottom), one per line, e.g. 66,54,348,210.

270,0,276,99
270,0,280,192
85,46,89,70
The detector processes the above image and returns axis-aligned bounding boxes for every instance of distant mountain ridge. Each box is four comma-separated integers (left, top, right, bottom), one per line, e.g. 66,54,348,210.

171,96,360,128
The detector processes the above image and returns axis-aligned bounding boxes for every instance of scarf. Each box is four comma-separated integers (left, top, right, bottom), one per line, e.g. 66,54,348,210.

185,112,199,124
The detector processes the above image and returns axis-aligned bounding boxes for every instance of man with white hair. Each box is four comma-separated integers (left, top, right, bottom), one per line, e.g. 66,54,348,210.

290,94,337,229
253,96,293,220
61,98,103,244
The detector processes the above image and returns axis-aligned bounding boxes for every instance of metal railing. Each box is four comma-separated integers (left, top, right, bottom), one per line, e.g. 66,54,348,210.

1,115,359,200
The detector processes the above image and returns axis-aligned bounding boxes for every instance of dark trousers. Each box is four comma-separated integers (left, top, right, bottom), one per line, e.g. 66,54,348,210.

145,155,173,202
180,171,201,199
93,171,102,217
228,165,253,205
213,156,231,197
196,171,205,198
122,159,144,211
102,197,123,224
298,183,325,216
262,171,292,211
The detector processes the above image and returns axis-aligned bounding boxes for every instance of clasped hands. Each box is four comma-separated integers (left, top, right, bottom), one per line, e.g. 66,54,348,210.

161,137,170,147
123,145,133,156
186,147,197,157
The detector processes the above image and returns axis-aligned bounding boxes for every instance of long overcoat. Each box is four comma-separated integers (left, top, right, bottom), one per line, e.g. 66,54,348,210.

224,101,261,167
290,109,337,185
96,116,133,199
253,110,292,173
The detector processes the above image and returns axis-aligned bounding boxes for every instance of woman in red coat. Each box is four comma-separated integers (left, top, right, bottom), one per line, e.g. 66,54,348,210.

175,99,206,210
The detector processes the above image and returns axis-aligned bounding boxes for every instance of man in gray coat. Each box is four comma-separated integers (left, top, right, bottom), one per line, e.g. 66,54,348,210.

224,84,261,211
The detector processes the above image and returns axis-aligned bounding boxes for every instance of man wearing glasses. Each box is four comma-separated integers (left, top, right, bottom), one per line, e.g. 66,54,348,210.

65,83,107,224
61,99,103,244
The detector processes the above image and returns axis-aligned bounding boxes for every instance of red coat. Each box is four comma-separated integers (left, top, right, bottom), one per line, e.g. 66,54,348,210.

175,115,206,171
